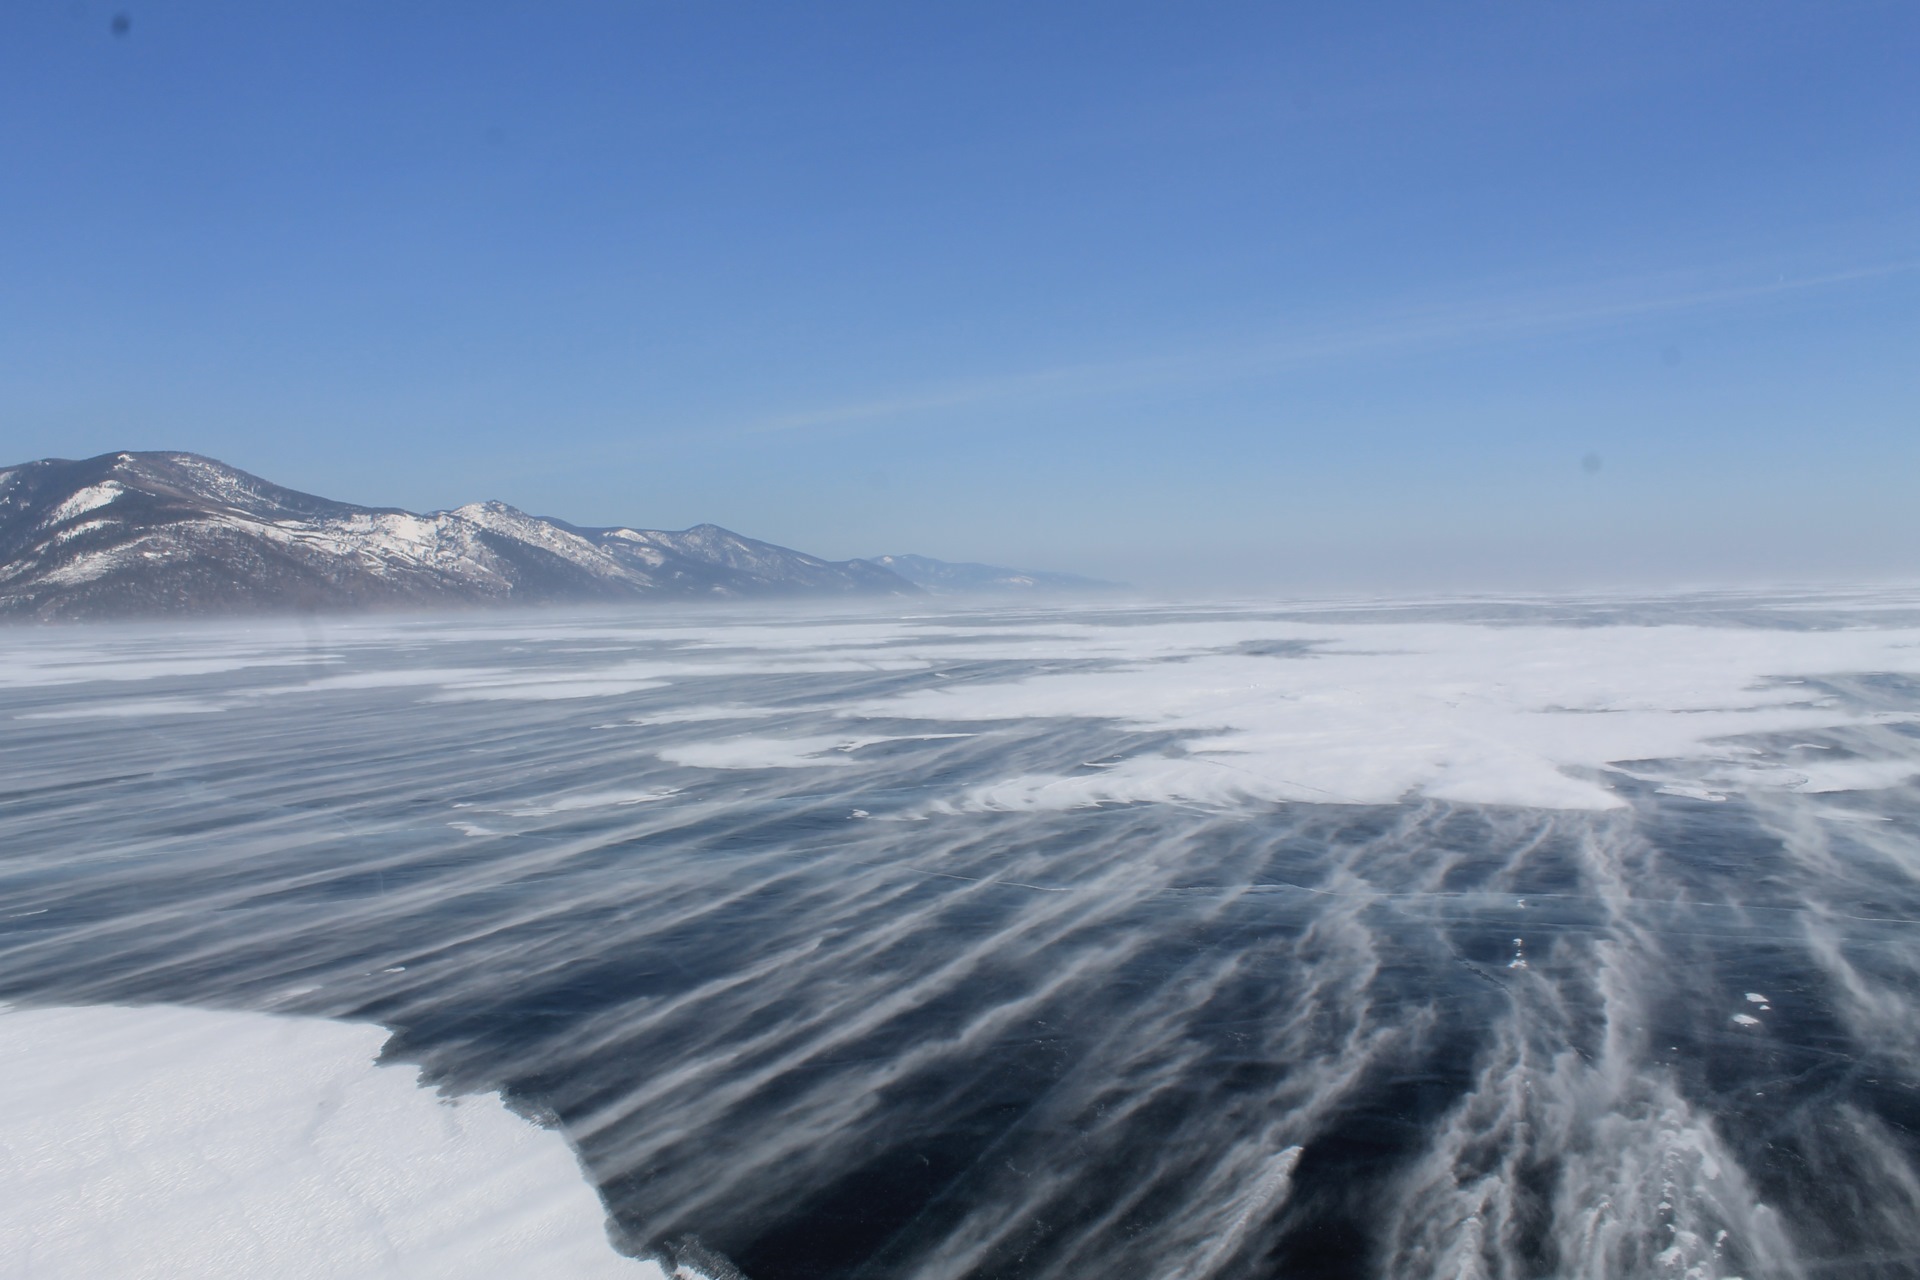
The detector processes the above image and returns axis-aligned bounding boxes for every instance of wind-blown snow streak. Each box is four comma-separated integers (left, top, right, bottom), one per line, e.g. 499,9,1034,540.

2,591,1919,1279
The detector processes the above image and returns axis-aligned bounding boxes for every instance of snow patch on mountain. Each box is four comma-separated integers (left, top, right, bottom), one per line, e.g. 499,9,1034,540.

45,482,124,526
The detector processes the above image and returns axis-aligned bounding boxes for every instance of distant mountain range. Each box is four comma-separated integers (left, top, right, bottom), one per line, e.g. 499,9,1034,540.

863,553,1123,595
0,452,1113,620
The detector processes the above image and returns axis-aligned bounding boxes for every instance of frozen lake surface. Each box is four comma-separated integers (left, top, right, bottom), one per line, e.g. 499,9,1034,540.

5,592,1920,1279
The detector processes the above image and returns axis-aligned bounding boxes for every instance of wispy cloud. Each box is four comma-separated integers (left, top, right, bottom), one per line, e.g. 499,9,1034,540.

732,254,1920,437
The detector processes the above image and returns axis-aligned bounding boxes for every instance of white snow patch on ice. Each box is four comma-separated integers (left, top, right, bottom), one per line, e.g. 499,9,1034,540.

16,697,228,720
0,646,331,689
424,652,925,703
437,677,672,701
658,735,862,769
1785,758,1920,794
627,705,785,725
13,604,1920,816
1655,783,1729,803
659,733,970,770
271,667,508,694
0,1004,664,1279
853,621,1920,811
503,789,679,816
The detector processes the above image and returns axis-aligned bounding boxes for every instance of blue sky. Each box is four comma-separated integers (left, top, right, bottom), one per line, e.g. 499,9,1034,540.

2,1,1915,589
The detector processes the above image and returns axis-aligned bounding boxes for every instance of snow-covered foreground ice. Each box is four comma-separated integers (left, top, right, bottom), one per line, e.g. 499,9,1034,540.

4,590,1920,1278
0,1005,665,1280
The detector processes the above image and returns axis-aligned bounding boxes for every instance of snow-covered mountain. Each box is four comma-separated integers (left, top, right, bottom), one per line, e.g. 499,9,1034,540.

0,452,916,620
860,553,1123,595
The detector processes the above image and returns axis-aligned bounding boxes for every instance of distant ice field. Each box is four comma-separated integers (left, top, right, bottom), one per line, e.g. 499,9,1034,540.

4,591,1920,1279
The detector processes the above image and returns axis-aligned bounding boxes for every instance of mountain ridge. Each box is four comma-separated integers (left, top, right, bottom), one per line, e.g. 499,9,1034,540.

0,451,916,621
